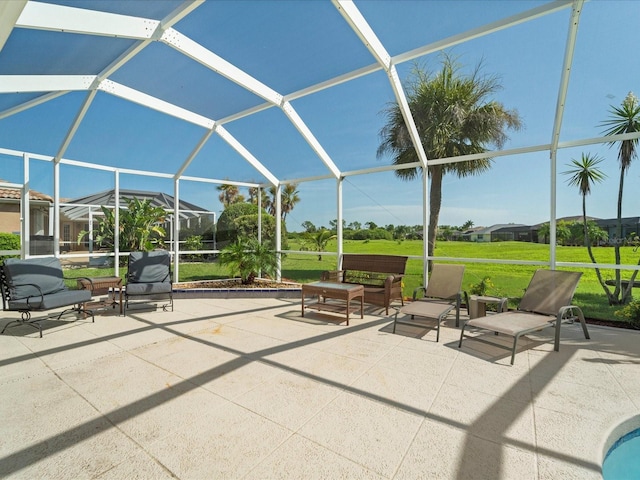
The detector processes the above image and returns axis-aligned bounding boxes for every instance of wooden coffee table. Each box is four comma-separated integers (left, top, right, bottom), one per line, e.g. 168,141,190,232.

77,276,123,315
301,282,364,325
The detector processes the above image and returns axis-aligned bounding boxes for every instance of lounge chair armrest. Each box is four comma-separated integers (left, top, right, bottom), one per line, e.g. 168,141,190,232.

412,286,427,300
321,270,344,282
557,305,585,322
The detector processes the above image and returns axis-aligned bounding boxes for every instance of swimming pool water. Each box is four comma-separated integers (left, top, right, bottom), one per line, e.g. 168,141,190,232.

603,428,640,479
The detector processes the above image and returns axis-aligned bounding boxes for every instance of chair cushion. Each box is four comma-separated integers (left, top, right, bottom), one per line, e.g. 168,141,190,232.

127,251,171,284
3,257,67,300
344,270,387,287
467,311,552,337
126,282,172,296
400,299,455,320
8,289,91,311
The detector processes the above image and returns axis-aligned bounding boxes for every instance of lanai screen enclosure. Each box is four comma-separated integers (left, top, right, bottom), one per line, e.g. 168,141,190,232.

1,0,639,283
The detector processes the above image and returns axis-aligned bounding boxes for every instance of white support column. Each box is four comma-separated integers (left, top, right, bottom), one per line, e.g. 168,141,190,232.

336,177,343,269
22,153,29,258
48,203,53,238
173,178,180,283
257,186,262,243
275,184,282,281
88,208,94,254
422,167,429,284
548,0,583,269
53,161,60,256
114,171,120,276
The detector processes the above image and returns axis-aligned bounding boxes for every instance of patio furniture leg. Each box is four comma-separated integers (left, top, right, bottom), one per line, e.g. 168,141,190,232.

1,312,43,338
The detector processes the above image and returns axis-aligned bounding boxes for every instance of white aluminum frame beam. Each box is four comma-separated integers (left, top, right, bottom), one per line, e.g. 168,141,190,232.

280,102,341,178
0,75,95,93
0,0,27,51
162,29,283,106
333,0,428,169
54,90,96,163
548,0,584,267
0,91,68,120
394,0,573,65
99,80,215,129
215,125,279,186
16,2,159,39
161,28,341,179
175,129,216,179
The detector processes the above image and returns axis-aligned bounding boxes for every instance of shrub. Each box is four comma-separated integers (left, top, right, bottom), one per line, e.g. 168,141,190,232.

217,203,258,244
217,203,288,249
218,238,278,284
469,276,494,296
0,233,20,263
615,300,640,329
183,235,203,261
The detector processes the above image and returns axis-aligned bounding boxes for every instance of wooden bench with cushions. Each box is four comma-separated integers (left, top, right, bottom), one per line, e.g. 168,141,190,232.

321,254,408,315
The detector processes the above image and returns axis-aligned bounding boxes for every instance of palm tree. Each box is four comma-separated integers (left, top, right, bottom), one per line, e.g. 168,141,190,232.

377,55,522,265
601,91,640,304
302,229,336,260
77,197,167,265
563,154,614,303
217,184,244,207
248,187,270,209
281,184,300,221
261,184,300,220
218,238,277,284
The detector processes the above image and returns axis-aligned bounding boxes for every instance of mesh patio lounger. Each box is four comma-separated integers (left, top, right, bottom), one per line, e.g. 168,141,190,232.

393,264,465,342
458,269,591,365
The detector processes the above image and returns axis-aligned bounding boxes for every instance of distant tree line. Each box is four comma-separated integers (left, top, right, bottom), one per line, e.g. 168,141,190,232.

296,220,423,241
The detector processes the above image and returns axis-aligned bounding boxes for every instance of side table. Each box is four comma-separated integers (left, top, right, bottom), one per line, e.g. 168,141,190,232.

468,295,508,319
77,276,123,315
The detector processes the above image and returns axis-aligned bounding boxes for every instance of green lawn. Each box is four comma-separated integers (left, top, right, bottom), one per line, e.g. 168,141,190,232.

62,239,640,324
281,239,639,323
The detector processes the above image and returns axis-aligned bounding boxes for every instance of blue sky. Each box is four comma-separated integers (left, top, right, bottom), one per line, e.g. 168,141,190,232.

1,0,639,232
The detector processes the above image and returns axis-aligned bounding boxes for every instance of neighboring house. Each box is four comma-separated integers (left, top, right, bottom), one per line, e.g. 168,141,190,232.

60,189,213,252
593,217,640,245
492,224,538,243
529,216,640,245
0,181,53,236
463,224,527,243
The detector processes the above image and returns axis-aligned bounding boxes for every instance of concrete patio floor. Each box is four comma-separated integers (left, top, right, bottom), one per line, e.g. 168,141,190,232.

1,297,639,479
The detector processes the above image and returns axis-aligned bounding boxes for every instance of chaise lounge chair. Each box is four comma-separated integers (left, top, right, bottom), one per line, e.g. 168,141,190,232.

392,264,465,342
124,251,173,315
458,269,590,365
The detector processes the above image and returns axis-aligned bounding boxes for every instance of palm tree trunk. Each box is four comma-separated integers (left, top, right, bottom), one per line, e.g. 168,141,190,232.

428,166,444,272
614,170,625,302
622,263,640,304
582,195,616,303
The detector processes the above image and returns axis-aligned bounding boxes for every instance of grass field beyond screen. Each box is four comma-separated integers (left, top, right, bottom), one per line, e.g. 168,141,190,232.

282,239,639,323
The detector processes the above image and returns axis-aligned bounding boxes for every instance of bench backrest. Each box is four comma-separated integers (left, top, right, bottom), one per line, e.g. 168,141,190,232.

2,257,67,303
341,254,408,275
